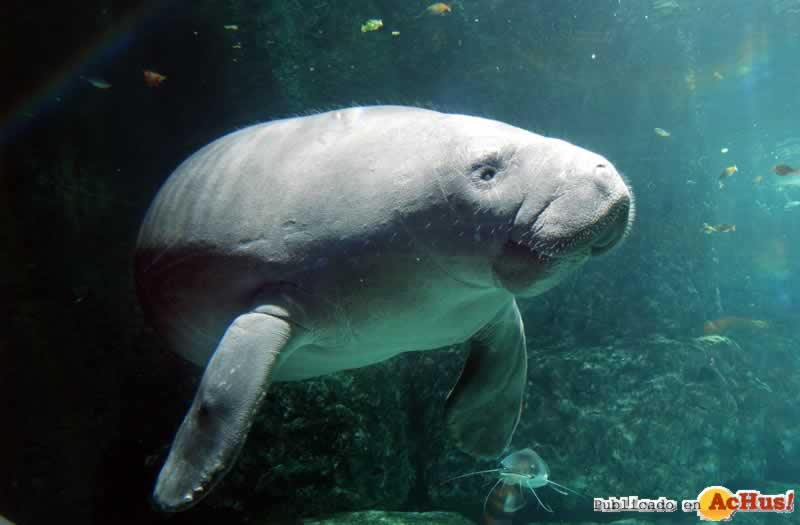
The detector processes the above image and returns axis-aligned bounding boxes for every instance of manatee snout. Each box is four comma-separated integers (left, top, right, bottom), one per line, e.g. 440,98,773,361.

589,195,631,255
534,158,633,257
586,164,633,255
586,163,633,255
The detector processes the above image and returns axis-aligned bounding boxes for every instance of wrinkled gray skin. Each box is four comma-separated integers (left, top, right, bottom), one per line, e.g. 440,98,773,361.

135,106,633,511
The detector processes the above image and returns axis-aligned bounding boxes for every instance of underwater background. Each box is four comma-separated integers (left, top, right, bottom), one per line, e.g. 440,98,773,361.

1,0,798,524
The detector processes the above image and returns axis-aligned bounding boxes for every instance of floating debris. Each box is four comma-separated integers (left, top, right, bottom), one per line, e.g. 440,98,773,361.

391,31,400,36
425,3,452,15
702,223,736,234
721,147,729,153
143,69,167,87
703,317,768,335
82,76,111,89
361,19,383,32
224,24,239,30
652,0,682,15
654,127,671,137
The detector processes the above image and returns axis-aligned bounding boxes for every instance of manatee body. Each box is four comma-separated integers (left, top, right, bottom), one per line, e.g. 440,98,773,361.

135,105,633,511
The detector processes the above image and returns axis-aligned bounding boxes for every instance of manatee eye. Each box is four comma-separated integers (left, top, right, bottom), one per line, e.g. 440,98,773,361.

478,166,497,181
471,155,503,182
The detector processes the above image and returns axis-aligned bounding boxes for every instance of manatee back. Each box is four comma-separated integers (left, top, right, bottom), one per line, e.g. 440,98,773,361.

136,106,452,263
134,106,453,362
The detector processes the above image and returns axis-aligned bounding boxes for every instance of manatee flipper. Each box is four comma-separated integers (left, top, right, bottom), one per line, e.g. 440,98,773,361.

153,309,295,511
444,300,527,458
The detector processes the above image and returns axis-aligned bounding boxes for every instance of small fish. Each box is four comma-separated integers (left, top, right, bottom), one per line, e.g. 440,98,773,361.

721,147,729,153
719,165,737,179
441,448,581,525
426,2,452,15
717,165,737,188
391,31,401,36
752,175,763,184
702,223,736,234
232,43,242,49
143,69,167,87
653,127,671,137
81,76,112,89
224,24,239,30
361,19,383,32
773,164,799,176
703,317,768,335
713,71,724,80
784,200,800,209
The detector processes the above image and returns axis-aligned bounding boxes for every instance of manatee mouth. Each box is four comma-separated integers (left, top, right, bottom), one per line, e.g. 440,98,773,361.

588,201,631,256
522,192,632,259
495,187,632,296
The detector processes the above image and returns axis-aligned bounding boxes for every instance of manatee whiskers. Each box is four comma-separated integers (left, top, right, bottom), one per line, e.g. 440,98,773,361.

619,171,636,233
622,187,636,238
529,237,572,259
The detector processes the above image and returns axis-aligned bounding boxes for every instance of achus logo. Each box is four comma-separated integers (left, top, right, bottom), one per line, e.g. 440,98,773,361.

693,486,794,521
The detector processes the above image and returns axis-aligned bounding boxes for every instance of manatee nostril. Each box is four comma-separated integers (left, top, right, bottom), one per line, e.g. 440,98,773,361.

594,164,612,179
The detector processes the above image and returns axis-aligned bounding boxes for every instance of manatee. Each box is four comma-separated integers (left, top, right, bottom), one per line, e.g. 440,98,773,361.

135,105,633,511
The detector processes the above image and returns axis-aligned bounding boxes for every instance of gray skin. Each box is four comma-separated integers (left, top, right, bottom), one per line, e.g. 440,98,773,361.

135,105,633,511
